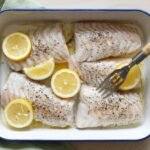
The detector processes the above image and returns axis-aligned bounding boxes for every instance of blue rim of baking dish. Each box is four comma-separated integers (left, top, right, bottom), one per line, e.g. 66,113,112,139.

0,8,149,142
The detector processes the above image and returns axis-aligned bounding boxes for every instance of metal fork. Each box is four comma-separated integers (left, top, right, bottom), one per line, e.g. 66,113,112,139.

97,42,150,98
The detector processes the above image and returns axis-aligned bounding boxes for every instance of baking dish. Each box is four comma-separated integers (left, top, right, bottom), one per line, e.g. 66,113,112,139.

0,9,150,141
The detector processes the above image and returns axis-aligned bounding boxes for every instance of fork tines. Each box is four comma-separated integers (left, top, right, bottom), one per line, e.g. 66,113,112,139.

96,70,124,98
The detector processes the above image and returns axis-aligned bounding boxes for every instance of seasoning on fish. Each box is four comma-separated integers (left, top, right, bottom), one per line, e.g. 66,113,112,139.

7,24,69,71
76,85,143,128
69,58,131,87
73,23,142,62
1,72,74,127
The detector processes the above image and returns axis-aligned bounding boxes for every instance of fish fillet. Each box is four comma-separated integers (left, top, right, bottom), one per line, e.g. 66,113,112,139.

7,23,69,71
1,72,74,127
69,57,131,87
76,85,143,128
73,23,142,62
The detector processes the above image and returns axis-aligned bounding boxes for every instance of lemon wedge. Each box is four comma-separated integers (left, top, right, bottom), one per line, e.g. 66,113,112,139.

2,32,31,61
51,69,81,98
24,58,55,80
4,99,33,129
116,62,141,91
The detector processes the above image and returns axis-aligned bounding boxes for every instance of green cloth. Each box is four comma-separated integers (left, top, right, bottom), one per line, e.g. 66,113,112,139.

0,0,74,149
1,0,42,10
0,0,5,9
0,141,73,150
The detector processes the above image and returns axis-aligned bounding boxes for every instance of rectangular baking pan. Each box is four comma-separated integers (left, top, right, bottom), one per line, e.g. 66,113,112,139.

0,9,150,141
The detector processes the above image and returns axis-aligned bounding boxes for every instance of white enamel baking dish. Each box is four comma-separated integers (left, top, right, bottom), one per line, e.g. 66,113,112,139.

0,9,150,141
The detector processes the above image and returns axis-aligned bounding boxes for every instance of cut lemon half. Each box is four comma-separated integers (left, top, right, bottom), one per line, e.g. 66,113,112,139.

4,99,33,129
2,32,31,61
24,58,55,80
51,69,81,98
116,62,141,91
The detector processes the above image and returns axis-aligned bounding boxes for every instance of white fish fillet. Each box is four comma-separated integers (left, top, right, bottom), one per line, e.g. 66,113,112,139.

76,85,143,128
1,72,74,127
7,24,69,71
73,23,142,62
69,57,131,87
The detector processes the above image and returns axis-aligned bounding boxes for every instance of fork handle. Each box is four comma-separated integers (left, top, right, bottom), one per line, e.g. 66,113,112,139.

130,42,150,66
143,42,150,55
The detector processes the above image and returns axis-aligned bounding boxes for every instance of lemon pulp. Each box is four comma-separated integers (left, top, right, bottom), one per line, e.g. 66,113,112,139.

116,62,141,90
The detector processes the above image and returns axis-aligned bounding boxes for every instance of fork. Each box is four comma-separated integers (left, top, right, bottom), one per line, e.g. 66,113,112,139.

97,42,150,98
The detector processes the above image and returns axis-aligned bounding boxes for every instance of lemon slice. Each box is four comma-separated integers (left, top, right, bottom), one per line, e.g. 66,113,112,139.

116,62,141,90
51,69,81,98
2,32,31,61
4,99,33,129
24,58,55,80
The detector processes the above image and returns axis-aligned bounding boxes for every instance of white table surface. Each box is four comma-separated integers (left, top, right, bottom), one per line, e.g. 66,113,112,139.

38,0,150,13
35,0,150,149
